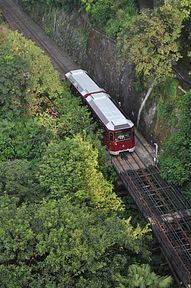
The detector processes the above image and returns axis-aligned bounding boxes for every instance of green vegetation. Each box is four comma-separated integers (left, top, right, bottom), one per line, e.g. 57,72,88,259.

81,0,137,38
115,0,191,199
153,78,179,128
151,77,191,199
19,0,137,38
117,264,172,288
117,1,190,85
160,90,191,199
0,196,149,287
17,0,191,280
0,26,173,287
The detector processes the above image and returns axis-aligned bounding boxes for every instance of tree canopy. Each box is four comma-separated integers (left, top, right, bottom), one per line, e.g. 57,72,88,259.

0,195,152,287
117,1,189,84
0,27,62,119
0,24,173,287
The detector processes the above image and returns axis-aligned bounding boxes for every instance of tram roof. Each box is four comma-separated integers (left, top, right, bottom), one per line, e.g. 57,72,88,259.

66,69,134,131
65,69,103,96
86,93,134,131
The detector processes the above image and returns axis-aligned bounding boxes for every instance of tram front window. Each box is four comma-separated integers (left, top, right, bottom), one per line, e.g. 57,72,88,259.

115,129,131,141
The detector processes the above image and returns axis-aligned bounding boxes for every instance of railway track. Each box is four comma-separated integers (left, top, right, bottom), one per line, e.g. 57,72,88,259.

1,0,191,286
0,0,77,75
112,154,191,286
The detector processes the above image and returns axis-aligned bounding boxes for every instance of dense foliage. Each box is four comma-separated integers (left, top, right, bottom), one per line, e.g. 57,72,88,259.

117,0,190,84
0,196,149,287
0,26,173,287
11,0,191,283
160,90,191,198
38,135,121,210
81,0,137,37
115,0,191,198
117,264,172,288
19,0,137,38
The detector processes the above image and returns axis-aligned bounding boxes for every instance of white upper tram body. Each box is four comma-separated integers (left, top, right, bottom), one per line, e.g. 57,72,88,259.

65,69,135,155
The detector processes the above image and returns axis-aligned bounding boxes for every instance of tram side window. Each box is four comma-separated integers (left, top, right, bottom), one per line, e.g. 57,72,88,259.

70,84,81,97
109,132,114,141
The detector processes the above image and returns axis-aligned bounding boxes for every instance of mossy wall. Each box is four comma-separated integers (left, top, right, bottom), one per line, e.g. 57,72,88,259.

17,1,166,145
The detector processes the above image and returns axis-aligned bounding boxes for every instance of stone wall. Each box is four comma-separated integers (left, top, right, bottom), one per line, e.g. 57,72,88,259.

17,2,160,144
52,13,158,142
51,11,144,127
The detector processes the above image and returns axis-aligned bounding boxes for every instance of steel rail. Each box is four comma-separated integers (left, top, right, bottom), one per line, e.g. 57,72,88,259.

123,154,191,262
0,0,76,75
135,131,191,212
112,156,191,286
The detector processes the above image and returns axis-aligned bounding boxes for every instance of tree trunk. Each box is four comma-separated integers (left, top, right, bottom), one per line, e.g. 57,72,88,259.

137,83,154,128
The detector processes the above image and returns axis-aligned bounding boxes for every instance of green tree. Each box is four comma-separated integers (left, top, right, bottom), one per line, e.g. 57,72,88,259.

0,23,173,288
0,25,63,119
38,134,121,211
116,264,172,288
0,195,149,287
117,1,190,128
0,119,52,161
0,159,43,202
55,88,95,138
81,0,136,37
160,90,191,198
9,30,63,104
0,196,34,287
55,91,115,180
0,28,30,118
117,1,188,84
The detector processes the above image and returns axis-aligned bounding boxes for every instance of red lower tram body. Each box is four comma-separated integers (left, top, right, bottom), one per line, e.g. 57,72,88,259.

105,128,135,155
65,69,135,155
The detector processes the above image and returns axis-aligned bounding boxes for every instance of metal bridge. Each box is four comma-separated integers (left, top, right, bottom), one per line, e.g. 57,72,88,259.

113,154,191,287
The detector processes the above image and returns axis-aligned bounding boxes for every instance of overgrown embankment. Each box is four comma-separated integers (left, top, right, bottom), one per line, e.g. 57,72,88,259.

17,0,191,198
0,24,174,287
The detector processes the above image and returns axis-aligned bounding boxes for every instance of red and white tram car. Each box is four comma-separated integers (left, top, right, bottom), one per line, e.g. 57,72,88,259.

65,69,135,155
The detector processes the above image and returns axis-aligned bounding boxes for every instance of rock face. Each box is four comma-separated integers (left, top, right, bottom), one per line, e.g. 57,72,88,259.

136,0,153,9
84,29,138,123
51,12,144,126
19,4,160,144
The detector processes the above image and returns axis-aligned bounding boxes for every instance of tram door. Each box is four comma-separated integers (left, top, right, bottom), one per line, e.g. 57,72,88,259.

102,130,111,148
